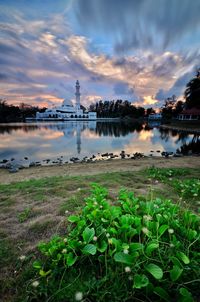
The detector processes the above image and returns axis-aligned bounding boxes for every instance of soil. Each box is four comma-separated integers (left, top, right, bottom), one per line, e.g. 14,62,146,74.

0,156,200,184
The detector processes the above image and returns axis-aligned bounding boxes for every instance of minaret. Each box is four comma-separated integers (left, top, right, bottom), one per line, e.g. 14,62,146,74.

75,80,81,110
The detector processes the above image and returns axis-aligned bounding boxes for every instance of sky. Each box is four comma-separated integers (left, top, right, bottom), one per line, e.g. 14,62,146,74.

0,0,200,108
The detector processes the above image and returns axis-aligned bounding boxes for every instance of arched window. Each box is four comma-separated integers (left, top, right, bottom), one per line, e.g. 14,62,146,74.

75,115,77,118
83,115,85,118
79,115,81,118
71,115,74,118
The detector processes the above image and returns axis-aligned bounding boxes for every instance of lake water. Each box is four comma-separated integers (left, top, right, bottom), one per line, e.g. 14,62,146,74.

0,121,198,166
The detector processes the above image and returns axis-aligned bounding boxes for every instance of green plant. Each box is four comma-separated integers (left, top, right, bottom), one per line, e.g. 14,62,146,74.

147,167,189,181
17,207,32,223
24,185,200,301
173,179,200,200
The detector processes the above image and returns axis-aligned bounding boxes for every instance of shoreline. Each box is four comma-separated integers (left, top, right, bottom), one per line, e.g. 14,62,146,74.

160,123,200,134
0,156,200,184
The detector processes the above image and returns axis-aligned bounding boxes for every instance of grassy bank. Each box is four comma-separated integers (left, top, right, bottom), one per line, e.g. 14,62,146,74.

0,167,200,301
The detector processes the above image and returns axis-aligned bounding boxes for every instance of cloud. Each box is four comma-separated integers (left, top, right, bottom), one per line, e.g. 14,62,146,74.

73,0,200,53
155,68,197,101
114,82,134,96
0,3,199,108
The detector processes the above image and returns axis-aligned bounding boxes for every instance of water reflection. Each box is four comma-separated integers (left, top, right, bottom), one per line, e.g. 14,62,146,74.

0,121,199,163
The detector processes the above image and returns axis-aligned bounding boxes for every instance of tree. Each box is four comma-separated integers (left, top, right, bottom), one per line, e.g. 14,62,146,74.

184,68,200,109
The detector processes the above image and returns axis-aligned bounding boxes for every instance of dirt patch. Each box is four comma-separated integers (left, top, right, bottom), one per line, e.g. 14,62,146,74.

0,156,200,184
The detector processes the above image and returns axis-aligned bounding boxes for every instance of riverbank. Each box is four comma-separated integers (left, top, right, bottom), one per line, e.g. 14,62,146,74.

160,121,200,133
0,157,200,301
0,156,200,184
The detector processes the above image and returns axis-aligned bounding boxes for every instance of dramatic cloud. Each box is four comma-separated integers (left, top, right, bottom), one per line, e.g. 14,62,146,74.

73,0,200,53
0,0,199,107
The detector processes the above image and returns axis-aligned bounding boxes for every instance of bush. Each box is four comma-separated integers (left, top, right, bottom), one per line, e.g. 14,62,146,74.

27,185,200,302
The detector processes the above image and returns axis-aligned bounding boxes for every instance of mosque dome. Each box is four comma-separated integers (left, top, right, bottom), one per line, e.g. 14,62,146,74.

62,99,73,107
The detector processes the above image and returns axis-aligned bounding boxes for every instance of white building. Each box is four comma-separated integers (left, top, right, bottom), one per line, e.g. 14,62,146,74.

36,81,97,121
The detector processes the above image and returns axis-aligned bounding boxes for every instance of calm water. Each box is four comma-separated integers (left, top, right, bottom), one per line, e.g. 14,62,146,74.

0,121,198,165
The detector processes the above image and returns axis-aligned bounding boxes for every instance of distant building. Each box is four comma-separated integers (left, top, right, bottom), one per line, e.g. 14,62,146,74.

148,113,162,120
36,81,97,121
178,108,200,121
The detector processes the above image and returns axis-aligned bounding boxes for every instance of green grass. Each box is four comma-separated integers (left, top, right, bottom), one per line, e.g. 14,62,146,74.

0,167,200,301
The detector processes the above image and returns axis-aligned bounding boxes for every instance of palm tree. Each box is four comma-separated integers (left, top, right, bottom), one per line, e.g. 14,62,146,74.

184,68,200,108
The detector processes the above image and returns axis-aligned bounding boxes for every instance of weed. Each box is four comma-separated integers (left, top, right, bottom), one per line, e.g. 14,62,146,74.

25,185,200,302
18,207,32,223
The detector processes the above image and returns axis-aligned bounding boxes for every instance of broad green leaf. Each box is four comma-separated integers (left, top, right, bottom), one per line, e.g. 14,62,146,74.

133,274,149,289
179,287,192,300
177,252,190,264
68,215,79,223
66,252,77,266
33,260,42,269
82,244,96,255
170,257,182,268
188,229,197,240
97,240,107,253
114,252,135,265
130,243,143,251
154,287,170,302
145,263,163,280
39,269,51,277
170,265,183,281
146,242,159,256
82,227,95,243
159,224,169,237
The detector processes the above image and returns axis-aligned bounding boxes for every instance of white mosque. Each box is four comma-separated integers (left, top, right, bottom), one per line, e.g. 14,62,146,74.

36,81,97,121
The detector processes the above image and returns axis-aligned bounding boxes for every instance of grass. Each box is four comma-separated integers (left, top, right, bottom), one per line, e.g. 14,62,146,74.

0,167,199,301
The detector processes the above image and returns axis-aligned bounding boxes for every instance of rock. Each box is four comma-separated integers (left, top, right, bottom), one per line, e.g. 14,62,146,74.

9,167,19,173
24,157,28,160
2,159,8,163
156,150,161,153
101,153,109,157
173,153,183,157
11,158,15,161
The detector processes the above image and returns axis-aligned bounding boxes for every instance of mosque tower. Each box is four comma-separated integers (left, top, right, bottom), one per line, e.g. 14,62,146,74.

75,80,81,110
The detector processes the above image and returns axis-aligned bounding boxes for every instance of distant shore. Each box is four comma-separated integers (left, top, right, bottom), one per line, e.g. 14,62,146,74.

0,156,200,184
160,122,200,134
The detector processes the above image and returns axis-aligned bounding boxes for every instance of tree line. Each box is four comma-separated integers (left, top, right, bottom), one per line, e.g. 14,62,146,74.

0,100,46,123
89,100,151,118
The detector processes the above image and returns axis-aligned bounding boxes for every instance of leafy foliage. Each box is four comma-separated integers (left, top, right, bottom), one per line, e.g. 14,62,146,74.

26,184,200,301
184,68,200,109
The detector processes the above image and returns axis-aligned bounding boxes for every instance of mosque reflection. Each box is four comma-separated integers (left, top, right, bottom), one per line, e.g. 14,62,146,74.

0,121,199,157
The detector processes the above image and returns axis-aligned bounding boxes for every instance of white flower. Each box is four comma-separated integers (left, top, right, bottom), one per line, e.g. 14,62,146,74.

128,275,133,280
63,238,67,243
143,215,152,221
75,291,83,301
93,236,98,241
193,193,198,197
100,205,103,209
77,188,81,191
106,233,110,238
142,227,149,235
155,180,159,184
32,281,39,288
62,249,67,254
93,201,98,206
19,255,26,261
170,243,175,248
65,210,69,214
168,228,174,234
125,266,131,273
169,178,172,181
123,249,129,254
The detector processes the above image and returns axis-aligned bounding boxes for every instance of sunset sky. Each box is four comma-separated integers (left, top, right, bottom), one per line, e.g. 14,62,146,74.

0,0,200,108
